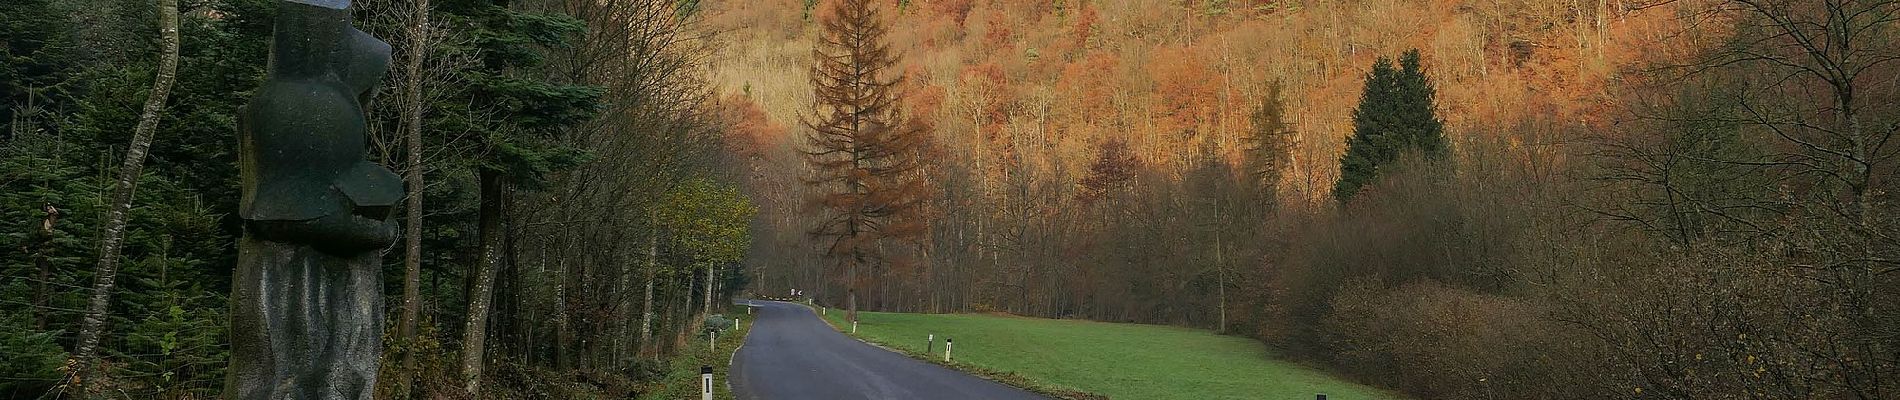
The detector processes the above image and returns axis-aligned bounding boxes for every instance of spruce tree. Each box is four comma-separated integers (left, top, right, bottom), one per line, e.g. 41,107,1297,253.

1334,49,1445,203
803,0,931,325
1243,80,1295,205
433,0,603,394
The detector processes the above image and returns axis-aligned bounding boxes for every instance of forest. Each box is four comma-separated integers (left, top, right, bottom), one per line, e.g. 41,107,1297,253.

4,0,754,398
716,0,1898,398
2,0,1896,399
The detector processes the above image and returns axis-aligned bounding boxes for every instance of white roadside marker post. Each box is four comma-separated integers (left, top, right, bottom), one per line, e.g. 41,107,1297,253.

944,338,953,362
926,334,934,354
851,320,858,334
710,331,717,351
700,366,714,400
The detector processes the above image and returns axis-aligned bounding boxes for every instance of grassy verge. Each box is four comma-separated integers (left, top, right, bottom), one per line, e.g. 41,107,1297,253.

804,303,1400,400
646,304,753,400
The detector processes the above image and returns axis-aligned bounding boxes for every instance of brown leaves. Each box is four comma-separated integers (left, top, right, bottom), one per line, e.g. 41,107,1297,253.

803,0,934,278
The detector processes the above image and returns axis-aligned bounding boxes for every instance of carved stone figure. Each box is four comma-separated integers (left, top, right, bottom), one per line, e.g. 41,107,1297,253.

226,1,400,398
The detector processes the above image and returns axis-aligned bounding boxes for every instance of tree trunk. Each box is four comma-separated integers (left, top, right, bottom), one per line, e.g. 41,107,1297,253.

638,231,657,358
555,250,571,370
71,0,180,391
1215,233,1226,333
704,262,715,317
498,230,521,361
615,245,635,368
394,0,430,396
846,255,859,323
460,169,505,395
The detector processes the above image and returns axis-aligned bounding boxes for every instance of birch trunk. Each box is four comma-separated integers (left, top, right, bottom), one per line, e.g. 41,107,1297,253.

638,231,657,358
71,0,180,390
704,262,715,317
394,0,430,397
460,169,504,395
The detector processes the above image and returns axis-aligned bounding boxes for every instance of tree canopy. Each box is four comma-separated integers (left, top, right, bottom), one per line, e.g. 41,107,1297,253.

1334,49,1445,204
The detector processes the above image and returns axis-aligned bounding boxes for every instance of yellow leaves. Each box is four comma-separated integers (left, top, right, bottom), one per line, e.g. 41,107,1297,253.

657,177,759,264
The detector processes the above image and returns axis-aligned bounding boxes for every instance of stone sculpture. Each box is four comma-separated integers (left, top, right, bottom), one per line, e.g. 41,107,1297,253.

226,0,400,398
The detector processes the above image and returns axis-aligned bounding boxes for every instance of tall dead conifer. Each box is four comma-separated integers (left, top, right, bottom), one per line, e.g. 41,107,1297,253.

803,0,930,324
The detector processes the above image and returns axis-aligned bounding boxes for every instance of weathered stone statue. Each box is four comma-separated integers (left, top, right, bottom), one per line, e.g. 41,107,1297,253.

227,0,400,398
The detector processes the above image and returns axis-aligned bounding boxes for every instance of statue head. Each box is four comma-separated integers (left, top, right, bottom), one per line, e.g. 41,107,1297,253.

267,0,389,99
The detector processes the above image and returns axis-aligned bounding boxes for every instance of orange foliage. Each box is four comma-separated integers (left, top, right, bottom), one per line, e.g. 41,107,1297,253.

720,93,788,160
709,0,1694,205
1071,3,1099,54
958,62,1014,159
1148,45,1219,140
981,9,1015,53
925,0,974,27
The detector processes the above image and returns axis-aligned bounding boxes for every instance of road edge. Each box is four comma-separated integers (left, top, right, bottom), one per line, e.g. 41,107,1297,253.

728,300,758,400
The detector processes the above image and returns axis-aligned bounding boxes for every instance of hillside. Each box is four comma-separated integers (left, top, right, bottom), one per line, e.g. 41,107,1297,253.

705,0,1900,399
706,0,1676,204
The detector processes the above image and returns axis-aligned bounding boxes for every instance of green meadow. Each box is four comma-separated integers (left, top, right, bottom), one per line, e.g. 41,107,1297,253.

811,306,1399,400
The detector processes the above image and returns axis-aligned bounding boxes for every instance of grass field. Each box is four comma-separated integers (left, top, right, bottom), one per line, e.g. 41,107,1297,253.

809,305,1399,400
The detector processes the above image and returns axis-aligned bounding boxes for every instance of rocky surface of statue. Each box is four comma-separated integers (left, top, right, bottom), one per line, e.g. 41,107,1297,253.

227,0,400,398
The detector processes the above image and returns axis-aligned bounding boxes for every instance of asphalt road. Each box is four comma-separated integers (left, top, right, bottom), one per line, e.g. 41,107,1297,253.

730,301,1047,400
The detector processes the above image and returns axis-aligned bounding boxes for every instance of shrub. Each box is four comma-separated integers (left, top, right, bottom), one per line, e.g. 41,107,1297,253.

0,311,66,397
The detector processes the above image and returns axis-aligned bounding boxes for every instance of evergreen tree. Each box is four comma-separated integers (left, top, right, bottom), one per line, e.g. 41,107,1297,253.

1243,80,1295,206
1333,49,1445,203
1,0,81,135
431,0,603,393
0,129,91,398
803,0,932,324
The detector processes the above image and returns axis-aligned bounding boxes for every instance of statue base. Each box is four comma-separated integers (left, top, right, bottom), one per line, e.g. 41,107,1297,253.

227,235,383,400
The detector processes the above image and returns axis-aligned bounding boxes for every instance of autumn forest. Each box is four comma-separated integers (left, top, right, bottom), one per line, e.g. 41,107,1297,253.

1,0,1896,399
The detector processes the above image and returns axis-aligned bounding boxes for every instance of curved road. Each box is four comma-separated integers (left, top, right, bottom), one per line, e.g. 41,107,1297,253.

730,301,1046,400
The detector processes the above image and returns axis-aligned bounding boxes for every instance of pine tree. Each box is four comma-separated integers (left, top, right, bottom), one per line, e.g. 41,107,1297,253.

1,0,81,133
1333,49,1445,203
432,0,602,394
1078,138,1137,205
803,0,931,324
1243,80,1295,206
